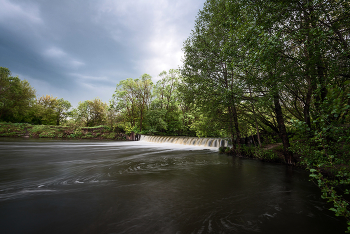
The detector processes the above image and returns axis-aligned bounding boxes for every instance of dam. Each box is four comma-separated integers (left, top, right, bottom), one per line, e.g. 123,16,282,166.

140,135,230,148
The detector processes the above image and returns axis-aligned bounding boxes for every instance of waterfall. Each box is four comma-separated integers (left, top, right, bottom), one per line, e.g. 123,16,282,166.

139,135,229,148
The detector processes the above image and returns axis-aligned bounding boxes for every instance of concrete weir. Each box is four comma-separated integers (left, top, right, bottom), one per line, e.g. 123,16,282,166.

139,135,229,148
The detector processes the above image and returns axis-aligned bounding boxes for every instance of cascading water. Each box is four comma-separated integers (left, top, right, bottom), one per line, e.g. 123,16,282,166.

140,135,230,148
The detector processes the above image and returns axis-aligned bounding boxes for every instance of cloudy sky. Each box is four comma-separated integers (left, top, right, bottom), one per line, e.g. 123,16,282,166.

0,0,206,107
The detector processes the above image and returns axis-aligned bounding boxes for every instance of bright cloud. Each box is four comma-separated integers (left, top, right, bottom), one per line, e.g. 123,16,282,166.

92,0,201,79
69,73,109,81
43,47,85,68
44,47,66,58
0,0,42,24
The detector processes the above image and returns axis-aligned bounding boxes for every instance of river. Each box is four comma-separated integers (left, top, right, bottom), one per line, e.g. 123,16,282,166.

0,138,346,233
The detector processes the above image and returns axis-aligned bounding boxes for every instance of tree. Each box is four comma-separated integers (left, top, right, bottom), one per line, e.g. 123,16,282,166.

181,0,350,227
56,98,72,125
35,95,59,125
149,69,184,135
135,74,153,132
112,74,153,132
33,95,71,125
73,98,107,127
88,98,108,126
181,0,244,147
0,67,36,123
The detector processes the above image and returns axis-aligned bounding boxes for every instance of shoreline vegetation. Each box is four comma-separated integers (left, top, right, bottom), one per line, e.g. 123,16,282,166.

0,122,128,141
0,121,288,164
219,143,287,164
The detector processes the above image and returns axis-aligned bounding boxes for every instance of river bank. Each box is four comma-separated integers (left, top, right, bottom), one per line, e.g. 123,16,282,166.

219,144,293,165
0,122,292,164
0,122,127,140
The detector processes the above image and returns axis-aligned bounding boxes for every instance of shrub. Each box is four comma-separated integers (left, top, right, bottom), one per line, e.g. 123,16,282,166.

224,147,232,153
73,131,84,138
67,134,76,138
39,131,56,138
31,125,49,134
107,132,116,139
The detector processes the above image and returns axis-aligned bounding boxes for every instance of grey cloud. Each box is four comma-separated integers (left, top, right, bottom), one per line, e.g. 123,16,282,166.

0,0,206,107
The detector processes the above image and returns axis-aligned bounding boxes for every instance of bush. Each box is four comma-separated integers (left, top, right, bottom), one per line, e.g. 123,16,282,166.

107,132,116,139
240,145,254,157
73,131,84,138
67,134,76,138
31,125,49,134
39,131,56,138
219,146,226,153
224,147,232,154
254,147,281,162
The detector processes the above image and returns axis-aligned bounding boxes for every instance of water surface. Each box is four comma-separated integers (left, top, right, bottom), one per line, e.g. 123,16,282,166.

0,138,346,233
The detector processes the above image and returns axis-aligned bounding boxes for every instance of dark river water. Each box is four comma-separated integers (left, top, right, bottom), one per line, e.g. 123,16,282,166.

0,138,346,234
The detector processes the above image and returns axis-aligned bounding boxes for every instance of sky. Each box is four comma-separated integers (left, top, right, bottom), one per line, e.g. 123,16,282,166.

0,0,206,107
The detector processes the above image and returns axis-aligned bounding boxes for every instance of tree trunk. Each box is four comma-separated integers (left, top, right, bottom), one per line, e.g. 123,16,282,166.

232,104,241,150
249,86,261,146
273,93,294,164
304,77,312,130
228,106,236,150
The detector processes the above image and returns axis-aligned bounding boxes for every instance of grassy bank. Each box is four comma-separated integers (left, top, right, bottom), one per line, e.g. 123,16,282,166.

0,122,127,140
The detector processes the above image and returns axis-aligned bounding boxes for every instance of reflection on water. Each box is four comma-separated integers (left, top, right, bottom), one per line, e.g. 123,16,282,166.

0,138,346,233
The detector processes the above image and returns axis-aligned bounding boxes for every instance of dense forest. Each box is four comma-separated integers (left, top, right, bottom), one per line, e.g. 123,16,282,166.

1,0,350,228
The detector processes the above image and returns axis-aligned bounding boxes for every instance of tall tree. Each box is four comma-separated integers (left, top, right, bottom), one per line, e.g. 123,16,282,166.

55,98,72,125
73,98,107,127
112,74,153,132
0,67,36,123
149,69,184,134
181,0,244,147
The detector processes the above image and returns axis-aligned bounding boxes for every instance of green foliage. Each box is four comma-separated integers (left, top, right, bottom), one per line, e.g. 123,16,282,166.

0,122,28,137
111,74,153,132
107,132,116,139
254,148,280,162
0,122,128,140
239,145,255,158
144,109,167,135
73,131,84,138
32,95,71,125
219,146,226,153
39,131,56,138
0,67,36,123
291,85,350,229
71,98,108,127
30,125,50,135
67,134,76,139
